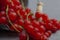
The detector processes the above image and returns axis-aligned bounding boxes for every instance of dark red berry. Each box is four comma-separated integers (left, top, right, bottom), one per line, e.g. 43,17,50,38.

8,11,17,22
19,31,27,40
0,17,7,24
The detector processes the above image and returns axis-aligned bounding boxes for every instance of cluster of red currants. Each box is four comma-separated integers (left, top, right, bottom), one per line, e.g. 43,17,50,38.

0,0,60,40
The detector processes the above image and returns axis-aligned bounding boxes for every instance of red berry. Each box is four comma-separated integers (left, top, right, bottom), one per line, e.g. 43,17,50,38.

39,22,45,25
28,14,35,21
31,20,46,34
24,24,40,39
35,12,42,19
19,10,27,20
24,24,34,33
56,23,60,30
0,17,7,24
44,31,52,37
8,11,17,22
19,31,27,40
0,11,6,17
0,0,7,11
13,23,23,32
6,0,15,9
25,8,31,14
20,10,26,15
33,32,42,39
8,8,14,12
50,19,57,23
24,21,45,39
50,19,60,30
39,25,46,34
15,18,24,26
41,35,48,40
15,5,23,11
34,27,40,32
24,20,31,25
12,0,21,6
42,14,48,22
45,23,57,33
31,20,40,27
9,26,15,31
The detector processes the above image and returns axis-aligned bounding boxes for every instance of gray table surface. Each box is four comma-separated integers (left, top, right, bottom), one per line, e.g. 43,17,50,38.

0,32,19,40
0,30,60,40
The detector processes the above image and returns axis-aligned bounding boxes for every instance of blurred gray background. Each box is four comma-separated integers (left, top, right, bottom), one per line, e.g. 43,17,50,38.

28,0,60,20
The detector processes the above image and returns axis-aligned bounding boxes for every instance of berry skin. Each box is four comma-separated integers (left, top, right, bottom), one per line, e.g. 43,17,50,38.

24,22,42,39
0,17,7,24
41,35,48,40
39,25,46,34
41,14,49,23
0,11,6,17
42,14,48,20
9,25,15,31
25,8,31,14
24,20,31,25
24,24,34,34
8,11,17,22
15,5,23,11
31,20,46,34
13,23,23,32
19,31,27,40
35,12,42,19
12,0,21,6
44,22,57,33
15,18,24,26
50,19,57,23
6,0,15,9
10,23,23,32
0,0,7,11
50,19,60,30
28,14,35,21
44,31,52,37
19,10,27,20
8,8,15,12
56,23,60,30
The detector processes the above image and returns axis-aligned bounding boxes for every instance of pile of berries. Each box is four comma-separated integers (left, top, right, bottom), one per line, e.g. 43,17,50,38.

0,0,60,40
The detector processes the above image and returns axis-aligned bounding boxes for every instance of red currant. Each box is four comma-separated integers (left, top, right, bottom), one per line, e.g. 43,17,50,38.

19,31,27,40
35,12,42,19
25,8,31,14
0,17,7,24
44,31,52,37
8,11,17,22
13,23,23,32
0,11,6,17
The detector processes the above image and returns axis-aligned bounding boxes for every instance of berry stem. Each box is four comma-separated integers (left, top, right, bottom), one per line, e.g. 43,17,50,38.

36,2,43,13
6,5,20,32
20,0,26,10
17,9,29,40
17,10,23,19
